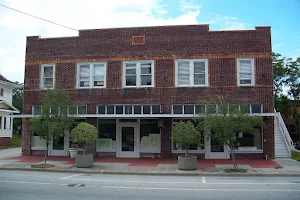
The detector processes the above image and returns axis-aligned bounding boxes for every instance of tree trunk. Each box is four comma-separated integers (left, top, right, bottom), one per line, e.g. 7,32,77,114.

83,143,86,155
230,145,238,170
44,142,48,166
185,145,189,158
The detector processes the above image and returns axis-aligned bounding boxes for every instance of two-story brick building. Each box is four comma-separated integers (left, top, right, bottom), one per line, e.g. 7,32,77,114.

22,24,276,159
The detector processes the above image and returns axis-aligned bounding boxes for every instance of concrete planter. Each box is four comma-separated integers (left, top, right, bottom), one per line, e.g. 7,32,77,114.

178,155,197,170
69,148,78,158
75,154,93,168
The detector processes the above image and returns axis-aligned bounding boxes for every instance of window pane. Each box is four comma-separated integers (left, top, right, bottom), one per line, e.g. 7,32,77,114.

194,74,205,85
240,104,250,113
107,105,114,114
33,106,41,115
94,74,104,86
69,106,77,114
134,105,141,114
143,105,151,114
98,119,116,150
141,75,152,85
234,128,262,150
98,106,105,114
207,105,217,114
184,105,194,114
173,105,183,114
195,105,204,114
251,104,262,113
152,105,160,114
194,62,205,73
239,60,252,73
240,78,252,85
94,64,105,75
80,77,89,87
140,119,160,150
178,61,189,73
44,78,53,87
125,106,132,114
80,65,90,77
141,66,151,74
125,63,136,68
78,105,87,114
178,74,190,85
116,105,123,114
126,76,136,86
44,67,53,77
126,68,136,75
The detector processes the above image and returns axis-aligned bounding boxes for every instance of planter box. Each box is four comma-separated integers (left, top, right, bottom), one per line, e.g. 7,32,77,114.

178,155,197,170
75,154,93,168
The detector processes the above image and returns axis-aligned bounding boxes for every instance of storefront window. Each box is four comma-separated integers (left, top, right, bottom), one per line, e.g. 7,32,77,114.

172,119,204,151
97,119,116,151
32,132,46,149
140,119,160,151
234,127,262,150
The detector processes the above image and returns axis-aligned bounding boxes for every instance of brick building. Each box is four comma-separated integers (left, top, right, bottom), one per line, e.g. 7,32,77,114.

21,24,275,159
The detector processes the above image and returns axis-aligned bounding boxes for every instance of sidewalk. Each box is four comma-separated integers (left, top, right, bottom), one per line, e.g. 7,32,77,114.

1,155,300,176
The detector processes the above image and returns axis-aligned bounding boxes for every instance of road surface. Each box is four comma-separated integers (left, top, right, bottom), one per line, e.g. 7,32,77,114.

0,170,299,200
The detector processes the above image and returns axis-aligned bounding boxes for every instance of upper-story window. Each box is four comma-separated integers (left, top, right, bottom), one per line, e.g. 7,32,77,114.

123,61,154,88
175,59,208,87
41,64,55,88
237,58,255,86
77,62,106,88
0,88,3,96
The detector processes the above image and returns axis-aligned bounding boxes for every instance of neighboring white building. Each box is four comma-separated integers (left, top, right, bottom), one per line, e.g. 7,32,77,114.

0,75,20,143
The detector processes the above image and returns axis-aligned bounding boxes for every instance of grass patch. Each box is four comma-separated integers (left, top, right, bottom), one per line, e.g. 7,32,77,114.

31,164,55,168
0,146,9,150
292,151,300,161
11,134,21,147
224,169,248,173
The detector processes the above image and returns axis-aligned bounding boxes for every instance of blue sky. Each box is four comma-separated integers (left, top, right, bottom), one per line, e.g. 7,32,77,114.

0,0,299,82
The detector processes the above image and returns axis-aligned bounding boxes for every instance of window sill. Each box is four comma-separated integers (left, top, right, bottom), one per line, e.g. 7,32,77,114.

96,149,117,152
31,147,46,150
237,84,255,87
235,150,263,153
175,85,208,87
77,87,106,89
172,150,205,154
123,86,154,89
140,150,160,153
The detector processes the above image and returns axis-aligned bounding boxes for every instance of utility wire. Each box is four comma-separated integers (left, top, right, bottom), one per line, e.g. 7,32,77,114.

0,3,78,32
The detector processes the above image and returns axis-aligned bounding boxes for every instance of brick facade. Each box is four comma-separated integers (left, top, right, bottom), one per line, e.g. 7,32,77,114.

22,24,274,159
0,137,11,147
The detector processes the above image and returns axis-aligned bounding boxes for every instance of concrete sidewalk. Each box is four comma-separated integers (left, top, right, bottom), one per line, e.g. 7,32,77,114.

0,147,21,159
1,155,300,176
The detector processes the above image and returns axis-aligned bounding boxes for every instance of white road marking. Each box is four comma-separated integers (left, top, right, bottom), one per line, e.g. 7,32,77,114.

202,177,206,184
61,174,84,180
0,180,51,185
102,186,300,192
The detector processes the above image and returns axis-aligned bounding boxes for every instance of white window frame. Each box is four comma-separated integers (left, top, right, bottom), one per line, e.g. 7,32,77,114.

77,62,107,88
175,59,208,87
123,60,154,88
237,58,255,86
41,64,55,89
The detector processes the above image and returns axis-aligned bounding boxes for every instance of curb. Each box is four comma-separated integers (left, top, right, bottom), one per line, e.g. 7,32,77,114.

1,167,300,177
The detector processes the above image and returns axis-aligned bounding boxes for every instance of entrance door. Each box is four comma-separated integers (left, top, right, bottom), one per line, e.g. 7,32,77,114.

205,133,229,159
119,125,138,158
49,132,69,156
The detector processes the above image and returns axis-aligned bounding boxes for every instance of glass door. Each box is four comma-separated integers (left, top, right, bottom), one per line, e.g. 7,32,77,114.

205,132,229,159
49,132,69,156
119,125,138,158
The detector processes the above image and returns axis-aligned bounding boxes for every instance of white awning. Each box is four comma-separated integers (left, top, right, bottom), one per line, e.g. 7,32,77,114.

0,100,20,114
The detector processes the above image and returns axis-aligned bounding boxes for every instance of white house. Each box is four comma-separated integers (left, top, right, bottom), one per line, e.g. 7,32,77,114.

0,75,20,146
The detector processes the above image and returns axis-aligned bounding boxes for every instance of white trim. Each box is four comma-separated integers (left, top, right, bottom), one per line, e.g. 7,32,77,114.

123,60,154,88
40,64,55,89
77,62,107,89
12,112,278,119
175,59,208,87
237,58,255,86
31,147,46,151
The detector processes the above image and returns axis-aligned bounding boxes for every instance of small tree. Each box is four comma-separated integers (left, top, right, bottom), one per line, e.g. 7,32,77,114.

70,122,98,155
198,95,264,170
172,121,200,158
30,89,75,165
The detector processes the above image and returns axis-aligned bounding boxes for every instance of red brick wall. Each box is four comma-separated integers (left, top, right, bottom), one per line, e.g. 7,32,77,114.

0,137,11,147
22,118,31,155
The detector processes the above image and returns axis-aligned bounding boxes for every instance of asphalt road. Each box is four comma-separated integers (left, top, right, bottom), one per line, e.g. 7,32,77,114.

0,170,300,200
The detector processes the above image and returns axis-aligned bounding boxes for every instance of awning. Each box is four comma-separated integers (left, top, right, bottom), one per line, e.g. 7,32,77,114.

0,100,20,114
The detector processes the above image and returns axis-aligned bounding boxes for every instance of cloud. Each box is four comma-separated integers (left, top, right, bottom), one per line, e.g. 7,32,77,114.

273,43,284,51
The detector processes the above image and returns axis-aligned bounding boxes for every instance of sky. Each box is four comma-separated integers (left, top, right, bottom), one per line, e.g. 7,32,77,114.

0,0,299,83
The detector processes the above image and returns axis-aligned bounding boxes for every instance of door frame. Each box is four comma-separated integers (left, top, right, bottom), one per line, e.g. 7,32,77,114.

117,123,139,158
205,132,230,159
48,131,69,156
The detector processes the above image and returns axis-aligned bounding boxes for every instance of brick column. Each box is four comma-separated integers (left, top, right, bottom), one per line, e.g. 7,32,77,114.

85,118,97,156
264,116,275,159
22,118,31,155
161,118,172,158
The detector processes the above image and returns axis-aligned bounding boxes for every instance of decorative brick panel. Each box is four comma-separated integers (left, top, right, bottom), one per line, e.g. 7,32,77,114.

0,137,11,147
22,118,31,155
